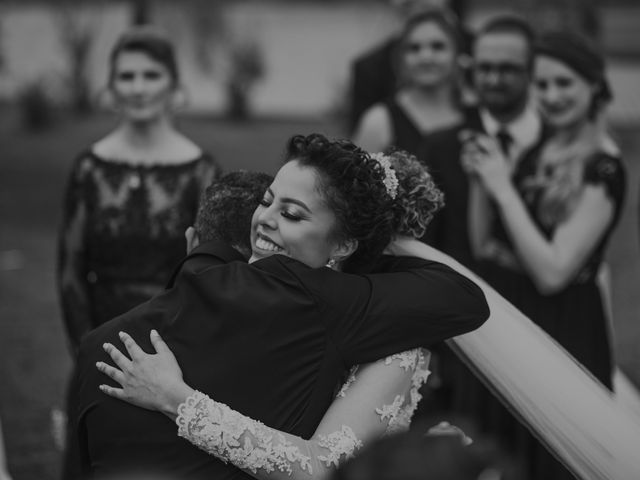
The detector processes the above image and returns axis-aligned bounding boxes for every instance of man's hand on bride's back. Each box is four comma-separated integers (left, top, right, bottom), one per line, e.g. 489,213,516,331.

97,330,194,420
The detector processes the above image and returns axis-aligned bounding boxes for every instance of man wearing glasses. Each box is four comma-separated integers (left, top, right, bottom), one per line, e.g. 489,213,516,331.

420,14,547,269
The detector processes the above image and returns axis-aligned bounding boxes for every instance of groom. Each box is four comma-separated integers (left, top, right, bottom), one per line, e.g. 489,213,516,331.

65,170,488,479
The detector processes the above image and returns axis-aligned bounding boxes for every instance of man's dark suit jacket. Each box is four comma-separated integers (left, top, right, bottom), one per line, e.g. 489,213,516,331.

349,37,397,133
68,240,488,479
419,108,549,269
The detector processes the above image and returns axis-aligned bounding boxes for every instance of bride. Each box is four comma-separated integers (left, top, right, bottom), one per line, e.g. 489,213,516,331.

97,150,466,478
99,153,640,480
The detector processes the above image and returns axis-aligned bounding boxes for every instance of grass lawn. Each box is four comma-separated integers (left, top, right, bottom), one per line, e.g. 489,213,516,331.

1,111,638,479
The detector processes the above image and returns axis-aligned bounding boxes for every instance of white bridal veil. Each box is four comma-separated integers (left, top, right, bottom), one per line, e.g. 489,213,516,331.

403,241,640,480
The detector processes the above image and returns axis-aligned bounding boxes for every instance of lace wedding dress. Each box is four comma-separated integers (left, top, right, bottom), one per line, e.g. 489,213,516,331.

176,349,432,478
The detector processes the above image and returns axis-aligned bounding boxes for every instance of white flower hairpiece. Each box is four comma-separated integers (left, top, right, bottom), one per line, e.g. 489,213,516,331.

370,152,399,199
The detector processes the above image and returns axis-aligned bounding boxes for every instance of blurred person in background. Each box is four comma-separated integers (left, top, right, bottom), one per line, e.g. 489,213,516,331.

348,0,469,133
421,15,546,268
57,27,220,353
353,9,466,156
466,31,623,479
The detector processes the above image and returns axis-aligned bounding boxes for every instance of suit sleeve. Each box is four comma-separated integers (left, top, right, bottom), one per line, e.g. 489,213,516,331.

318,256,489,366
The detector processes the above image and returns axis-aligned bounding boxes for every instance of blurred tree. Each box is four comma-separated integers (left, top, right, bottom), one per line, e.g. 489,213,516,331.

54,1,104,114
131,0,151,25
183,0,265,120
225,39,265,120
19,78,55,130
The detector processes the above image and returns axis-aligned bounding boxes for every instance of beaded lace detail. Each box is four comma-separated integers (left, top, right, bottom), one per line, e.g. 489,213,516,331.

336,366,359,398
175,350,429,477
58,152,219,347
177,391,313,475
316,426,363,467
376,349,431,434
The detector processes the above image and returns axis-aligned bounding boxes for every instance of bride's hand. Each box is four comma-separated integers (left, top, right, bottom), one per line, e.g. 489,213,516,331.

97,330,194,419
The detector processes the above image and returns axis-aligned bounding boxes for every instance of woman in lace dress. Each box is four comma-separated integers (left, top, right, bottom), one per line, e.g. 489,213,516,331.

58,28,220,352
464,31,624,479
96,150,463,479
353,9,465,155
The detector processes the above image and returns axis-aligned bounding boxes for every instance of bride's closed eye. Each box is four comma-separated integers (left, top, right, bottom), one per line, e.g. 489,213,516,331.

281,209,304,221
258,196,304,222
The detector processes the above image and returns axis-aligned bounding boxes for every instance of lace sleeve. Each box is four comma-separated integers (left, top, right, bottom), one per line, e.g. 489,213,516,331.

57,156,92,352
176,349,430,479
583,153,625,209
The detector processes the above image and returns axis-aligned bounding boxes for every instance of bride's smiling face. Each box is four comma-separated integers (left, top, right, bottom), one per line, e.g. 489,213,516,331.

249,160,348,268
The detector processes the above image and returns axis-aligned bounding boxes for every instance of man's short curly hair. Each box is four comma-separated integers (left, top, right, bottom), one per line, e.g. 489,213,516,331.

387,149,445,239
284,134,396,272
194,171,273,259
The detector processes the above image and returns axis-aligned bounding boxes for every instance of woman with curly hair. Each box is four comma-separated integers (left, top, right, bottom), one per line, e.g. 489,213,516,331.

95,144,463,480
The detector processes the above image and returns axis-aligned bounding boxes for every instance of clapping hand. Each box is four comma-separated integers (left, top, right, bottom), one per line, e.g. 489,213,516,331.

97,330,193,419
460,131,513,201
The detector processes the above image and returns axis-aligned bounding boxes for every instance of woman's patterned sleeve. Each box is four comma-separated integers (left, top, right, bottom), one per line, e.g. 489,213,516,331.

57,156,92,352
176,349,430,479
583,154,626,207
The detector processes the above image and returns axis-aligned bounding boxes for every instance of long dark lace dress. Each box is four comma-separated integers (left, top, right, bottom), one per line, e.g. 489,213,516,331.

57,151,220,351
461,152,625,479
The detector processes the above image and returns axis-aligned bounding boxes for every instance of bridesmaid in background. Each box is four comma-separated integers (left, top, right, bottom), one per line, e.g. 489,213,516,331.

466,31,624,479
353,9,466,155
57,27,220,353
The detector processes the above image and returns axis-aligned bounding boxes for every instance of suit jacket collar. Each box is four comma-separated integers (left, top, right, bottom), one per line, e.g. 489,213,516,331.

166,240,246,288
479,106,542,150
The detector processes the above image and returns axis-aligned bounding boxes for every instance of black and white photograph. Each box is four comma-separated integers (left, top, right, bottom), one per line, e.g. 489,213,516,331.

1,0,640,479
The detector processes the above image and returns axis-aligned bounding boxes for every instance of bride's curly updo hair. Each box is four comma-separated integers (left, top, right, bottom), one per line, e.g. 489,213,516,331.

284,134,396,272
386,149,444,239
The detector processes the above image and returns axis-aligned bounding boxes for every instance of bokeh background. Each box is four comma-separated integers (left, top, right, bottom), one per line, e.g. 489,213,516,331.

1,0,639,478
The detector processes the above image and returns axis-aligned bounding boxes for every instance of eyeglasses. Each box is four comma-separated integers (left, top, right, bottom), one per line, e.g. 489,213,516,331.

474,62,528,77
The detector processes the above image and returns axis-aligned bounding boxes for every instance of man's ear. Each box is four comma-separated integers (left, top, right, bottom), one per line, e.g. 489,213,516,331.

331,238,358,265
185,226,200,253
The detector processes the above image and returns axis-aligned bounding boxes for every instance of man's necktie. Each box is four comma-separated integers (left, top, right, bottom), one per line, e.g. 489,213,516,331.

495,128,514,159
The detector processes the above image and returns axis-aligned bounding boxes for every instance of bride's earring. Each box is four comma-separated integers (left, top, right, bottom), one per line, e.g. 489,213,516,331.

326,258,337,269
